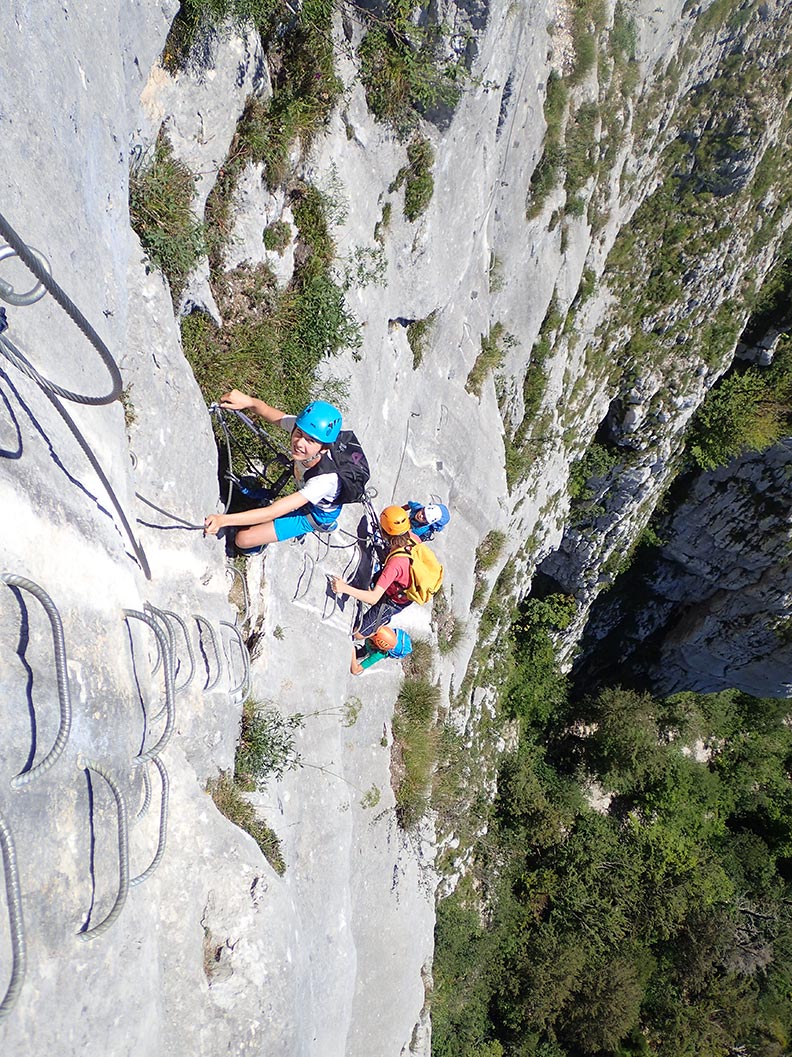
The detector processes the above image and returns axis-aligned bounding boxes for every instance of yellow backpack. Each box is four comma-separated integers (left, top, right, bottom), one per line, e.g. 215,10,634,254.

392,542,444,604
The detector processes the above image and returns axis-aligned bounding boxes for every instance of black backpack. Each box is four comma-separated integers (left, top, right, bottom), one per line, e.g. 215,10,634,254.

329,430,371,504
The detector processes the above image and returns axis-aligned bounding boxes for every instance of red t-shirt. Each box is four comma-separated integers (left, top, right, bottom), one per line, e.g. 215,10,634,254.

376,554,411,602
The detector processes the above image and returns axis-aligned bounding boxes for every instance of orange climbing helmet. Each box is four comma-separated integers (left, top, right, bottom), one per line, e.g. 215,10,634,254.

370,625,398,652
379,505,411,535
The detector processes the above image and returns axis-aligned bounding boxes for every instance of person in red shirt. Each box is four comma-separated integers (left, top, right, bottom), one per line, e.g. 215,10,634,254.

330,506,417,671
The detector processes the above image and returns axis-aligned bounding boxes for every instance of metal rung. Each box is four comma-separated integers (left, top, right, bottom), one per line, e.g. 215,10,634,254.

130,757,169,887
77,758,129,942
0,810,26,1019
220,621,250,702
124,610,175,761
1,573,72,787
194,615,222,692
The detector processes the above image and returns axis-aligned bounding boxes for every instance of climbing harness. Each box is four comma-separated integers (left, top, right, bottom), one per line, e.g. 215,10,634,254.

210,404,295,514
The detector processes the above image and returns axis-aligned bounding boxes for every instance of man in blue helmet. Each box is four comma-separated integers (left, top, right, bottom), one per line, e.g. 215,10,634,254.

204,388,343,552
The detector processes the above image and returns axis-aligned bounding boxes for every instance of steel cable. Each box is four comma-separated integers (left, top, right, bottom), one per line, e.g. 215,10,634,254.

36,371,151,579
145,604,195,694
0,220,150,578
143,603,173,680
0,211,122,404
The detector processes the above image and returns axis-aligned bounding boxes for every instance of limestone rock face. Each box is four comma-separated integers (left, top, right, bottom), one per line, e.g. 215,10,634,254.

648,441,792,697
1,0,792,1055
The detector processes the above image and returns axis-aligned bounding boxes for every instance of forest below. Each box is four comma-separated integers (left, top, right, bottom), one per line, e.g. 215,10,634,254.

432,595,792,1057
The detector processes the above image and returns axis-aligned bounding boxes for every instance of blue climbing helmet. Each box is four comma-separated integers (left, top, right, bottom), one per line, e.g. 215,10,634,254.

294,400,342,445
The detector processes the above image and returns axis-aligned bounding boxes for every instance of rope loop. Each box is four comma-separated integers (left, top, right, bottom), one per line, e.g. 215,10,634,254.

0,243,50,306
0,210,122,405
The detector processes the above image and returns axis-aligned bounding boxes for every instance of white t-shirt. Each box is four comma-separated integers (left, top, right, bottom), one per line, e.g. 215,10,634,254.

281,415,341,512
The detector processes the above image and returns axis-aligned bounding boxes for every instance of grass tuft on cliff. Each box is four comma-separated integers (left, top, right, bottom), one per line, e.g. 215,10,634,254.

357,1,463,137
183,179,357,425
391,668,442,829
129,129,206,304
206,698,301,874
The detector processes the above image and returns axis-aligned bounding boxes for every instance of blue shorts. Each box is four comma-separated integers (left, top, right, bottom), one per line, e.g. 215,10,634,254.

273,504,340,542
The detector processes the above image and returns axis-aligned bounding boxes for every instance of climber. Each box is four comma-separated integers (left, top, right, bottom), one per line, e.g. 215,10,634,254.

351,624,413,675
330,505,416,668
404,500,450,541
204,389,342,553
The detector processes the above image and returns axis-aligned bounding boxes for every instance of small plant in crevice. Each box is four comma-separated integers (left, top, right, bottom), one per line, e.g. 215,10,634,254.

475,529,506,573
205,698,300,874
120,385,137,428
567,440,621,526
390,135,435,221
263,219,292,255
407,310,438,368
466,322,516,398
488,252,505,292
184,178,358,423
402,638,435,681
359,784,382,809
432,588,466,653
610,1,637,64
374,201,393,243
235,699,303,790
526,71,568,219
129,129,207,304
564,101,600,199
504,298,562,489
343,245,387,290
199,0,343,268
569,0,607,86
470,530,506,610
162,0,288,73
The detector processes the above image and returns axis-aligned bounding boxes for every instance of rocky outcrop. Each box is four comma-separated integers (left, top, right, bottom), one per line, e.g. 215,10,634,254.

649,440,792,697
570,440,792,699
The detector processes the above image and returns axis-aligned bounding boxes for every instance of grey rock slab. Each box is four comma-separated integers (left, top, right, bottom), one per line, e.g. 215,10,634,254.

243,535,438,1057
